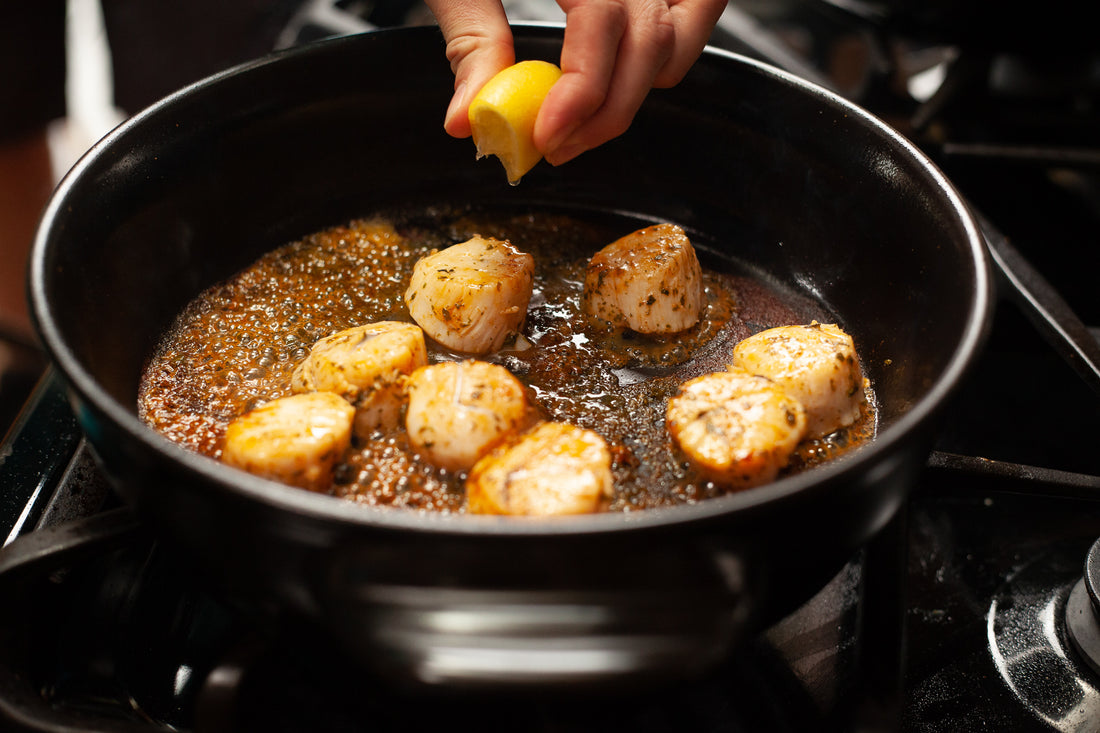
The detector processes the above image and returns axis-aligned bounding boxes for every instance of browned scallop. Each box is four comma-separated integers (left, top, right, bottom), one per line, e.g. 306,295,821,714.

731,322,867,439
666,368,807,489
582,223,704,334
405,360,531,472
290,321,428,437
466,421,614,516
222,391,355,492
404,236,535,354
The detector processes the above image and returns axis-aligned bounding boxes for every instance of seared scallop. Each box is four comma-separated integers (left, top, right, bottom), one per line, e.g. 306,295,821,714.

404,236,535,354
405,360,531,472
222,391,355,492
467,421,614,516
731,322,866,439
666,368,807,489
290,322,428,437
582,223,704,334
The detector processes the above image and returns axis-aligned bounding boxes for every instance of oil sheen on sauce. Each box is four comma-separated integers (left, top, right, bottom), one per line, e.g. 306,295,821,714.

138,208,876,513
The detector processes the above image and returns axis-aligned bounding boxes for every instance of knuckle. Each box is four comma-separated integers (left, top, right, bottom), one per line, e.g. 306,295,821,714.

631,0,677,48
444,35,480,70
649,13,678,52
603,0,631,27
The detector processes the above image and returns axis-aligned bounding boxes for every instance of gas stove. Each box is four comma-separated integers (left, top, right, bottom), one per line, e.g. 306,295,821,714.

2,2,1100,730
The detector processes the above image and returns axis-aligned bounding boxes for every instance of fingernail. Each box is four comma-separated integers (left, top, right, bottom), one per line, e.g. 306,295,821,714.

545,122,580,157
445,81,467,128
546,142,587,166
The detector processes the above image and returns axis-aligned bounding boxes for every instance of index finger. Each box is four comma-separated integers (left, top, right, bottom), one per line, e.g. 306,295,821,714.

425,0,515,137
532,0,630,153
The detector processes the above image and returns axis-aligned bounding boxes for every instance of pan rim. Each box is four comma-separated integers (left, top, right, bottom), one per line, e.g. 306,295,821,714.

28,24,994,539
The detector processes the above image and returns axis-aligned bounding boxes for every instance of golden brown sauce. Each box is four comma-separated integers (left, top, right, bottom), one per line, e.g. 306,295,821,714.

139,209,876,513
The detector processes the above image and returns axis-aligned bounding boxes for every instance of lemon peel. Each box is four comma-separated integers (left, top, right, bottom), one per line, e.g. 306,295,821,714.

468,60,563,185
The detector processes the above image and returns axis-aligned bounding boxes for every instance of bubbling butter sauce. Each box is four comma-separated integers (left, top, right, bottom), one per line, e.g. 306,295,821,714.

138,207,875,513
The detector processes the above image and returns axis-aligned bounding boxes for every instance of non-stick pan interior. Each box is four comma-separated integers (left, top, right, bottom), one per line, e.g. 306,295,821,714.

32,24,987,485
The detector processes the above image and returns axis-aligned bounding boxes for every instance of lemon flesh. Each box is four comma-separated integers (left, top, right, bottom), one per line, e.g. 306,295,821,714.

468,60,563,184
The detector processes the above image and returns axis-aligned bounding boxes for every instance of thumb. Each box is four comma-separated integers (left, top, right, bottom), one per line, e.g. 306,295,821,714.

426,0,515,138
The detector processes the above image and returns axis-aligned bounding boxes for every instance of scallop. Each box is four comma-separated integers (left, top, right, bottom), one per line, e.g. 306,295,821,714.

666,368,807,489
731,322,867,438
405,359,531,472
582,222,704,334
466,421,614,516
404,236,534,354
290,321,428,437
221,391,355,492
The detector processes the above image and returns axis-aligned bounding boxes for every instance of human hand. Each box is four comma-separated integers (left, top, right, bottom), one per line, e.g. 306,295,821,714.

425,0,728,166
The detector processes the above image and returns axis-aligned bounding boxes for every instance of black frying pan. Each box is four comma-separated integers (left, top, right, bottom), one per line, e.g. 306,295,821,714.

25,24,991,688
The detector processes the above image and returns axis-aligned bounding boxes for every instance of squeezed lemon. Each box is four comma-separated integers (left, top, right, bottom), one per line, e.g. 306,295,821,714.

468,60,563,184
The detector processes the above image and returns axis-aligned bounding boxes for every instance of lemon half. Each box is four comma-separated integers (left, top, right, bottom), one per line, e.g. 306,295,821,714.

468,60,563,184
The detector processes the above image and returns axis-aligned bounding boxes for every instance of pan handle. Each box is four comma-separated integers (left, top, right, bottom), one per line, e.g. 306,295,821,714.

0,508,157,733
979,212,1100,398
0,507,144,585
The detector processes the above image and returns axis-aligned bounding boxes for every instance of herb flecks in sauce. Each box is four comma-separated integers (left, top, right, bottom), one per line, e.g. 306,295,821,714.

138,210,875,513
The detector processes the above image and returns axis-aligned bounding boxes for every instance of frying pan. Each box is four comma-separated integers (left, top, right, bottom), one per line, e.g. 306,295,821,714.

25,24,991,689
